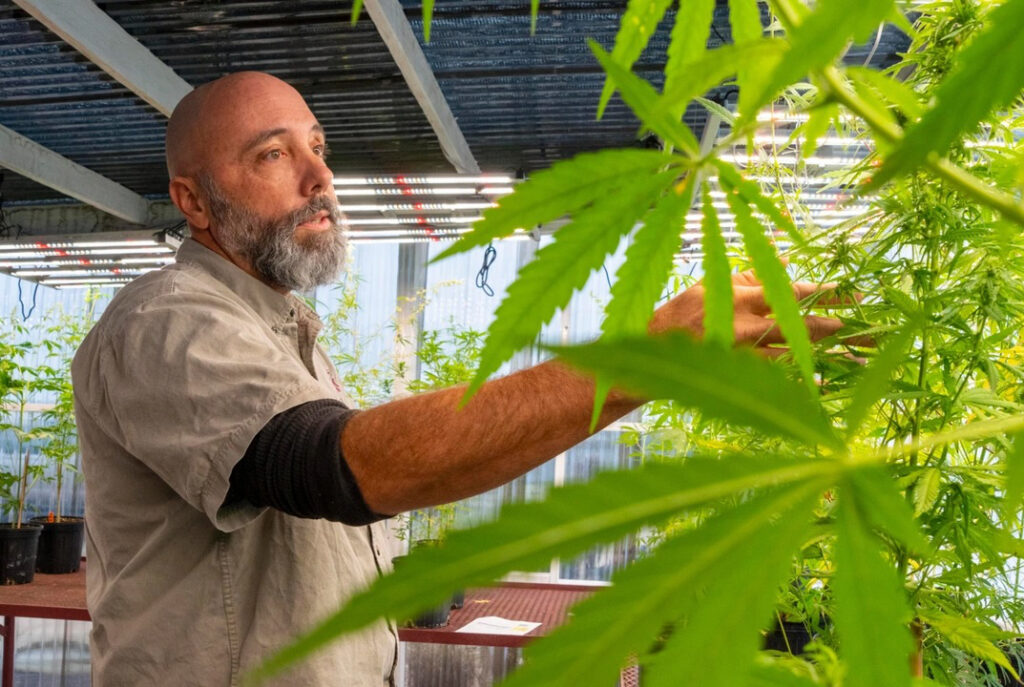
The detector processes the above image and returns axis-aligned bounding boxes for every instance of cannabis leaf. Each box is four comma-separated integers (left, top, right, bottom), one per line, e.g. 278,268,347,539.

834,475,914,687
506,483,821,687
597,0,676,118
591,41,701,155
721,174,816,393
664,0,716,103
875,0,1024,185
548,333,842,450
247,456,836,684
466,168,680,397
700,185,734,347
742,0,897,122
435,149,680,261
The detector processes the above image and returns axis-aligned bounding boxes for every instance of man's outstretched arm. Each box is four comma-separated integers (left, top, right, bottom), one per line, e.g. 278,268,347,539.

342,272,846,516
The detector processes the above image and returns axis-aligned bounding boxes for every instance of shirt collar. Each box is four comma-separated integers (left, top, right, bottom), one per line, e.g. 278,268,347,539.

174,238,317,328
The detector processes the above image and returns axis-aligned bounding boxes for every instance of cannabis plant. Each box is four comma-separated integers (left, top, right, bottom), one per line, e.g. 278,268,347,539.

251,0,1024,685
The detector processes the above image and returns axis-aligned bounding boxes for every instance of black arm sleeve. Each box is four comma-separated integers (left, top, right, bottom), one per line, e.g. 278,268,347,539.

227,399,389,526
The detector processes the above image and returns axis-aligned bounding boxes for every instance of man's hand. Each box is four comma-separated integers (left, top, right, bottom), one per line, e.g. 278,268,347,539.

648,269,847,355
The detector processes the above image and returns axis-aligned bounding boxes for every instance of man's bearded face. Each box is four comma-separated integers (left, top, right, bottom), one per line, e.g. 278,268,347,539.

199,175,347,292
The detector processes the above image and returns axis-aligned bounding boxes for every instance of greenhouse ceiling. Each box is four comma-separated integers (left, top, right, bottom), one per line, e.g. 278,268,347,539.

0,0,911,286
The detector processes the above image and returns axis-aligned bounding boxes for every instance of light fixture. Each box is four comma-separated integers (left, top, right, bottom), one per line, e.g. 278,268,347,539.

0,229,181,290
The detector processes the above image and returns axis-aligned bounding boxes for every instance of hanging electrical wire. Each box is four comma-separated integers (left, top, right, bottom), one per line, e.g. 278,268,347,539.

475,242,497,297
17,278,39,321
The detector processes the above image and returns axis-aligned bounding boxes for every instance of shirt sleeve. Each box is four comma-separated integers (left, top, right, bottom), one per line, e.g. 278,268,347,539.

89,276,333,531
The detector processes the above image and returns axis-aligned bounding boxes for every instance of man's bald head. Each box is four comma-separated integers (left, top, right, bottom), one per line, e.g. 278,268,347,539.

165,71,309,179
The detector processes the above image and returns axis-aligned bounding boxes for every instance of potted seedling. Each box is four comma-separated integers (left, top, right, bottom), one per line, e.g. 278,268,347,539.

0,322,45,584
27,304,96,574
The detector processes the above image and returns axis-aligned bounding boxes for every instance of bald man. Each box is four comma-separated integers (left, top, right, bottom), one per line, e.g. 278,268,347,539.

71,72,843,686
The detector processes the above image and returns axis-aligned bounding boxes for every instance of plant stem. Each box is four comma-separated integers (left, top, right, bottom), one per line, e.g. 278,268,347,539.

818,65,1024,227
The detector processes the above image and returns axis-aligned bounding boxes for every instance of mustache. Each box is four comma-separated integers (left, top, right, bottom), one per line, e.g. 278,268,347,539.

286,194,342,229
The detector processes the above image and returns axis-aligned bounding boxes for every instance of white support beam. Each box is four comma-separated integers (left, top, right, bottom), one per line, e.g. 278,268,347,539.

364,0,481,174
12,0,192,117
0,124,149,225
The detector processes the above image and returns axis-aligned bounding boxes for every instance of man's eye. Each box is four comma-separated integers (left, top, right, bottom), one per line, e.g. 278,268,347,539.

263,149,283,161
314,143,330,158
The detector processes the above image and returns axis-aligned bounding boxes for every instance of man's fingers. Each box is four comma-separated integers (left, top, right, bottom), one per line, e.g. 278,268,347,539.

792,282,862,308
805,315,844,342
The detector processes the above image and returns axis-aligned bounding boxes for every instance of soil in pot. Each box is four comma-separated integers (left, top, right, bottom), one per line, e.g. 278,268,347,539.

763,620,815,655
30,516,84,574
0,523,43,585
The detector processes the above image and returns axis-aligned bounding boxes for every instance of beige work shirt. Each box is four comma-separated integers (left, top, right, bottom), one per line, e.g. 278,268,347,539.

72,238,398,686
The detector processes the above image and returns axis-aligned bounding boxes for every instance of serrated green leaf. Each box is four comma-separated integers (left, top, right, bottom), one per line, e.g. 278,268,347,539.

835,479,914,687
659,40,787,124
715,160,804,249
505,482,821,687
729,0,764,121
664,0,716,108
248,456,837,684
589,377,613,433
729,0,762,43
434,149,679,261
749,661,821,687
598,0,676,118
743,0,896,121
918,611,1020,679
875,0,1024,186
422,0,433,42
591,41,701,155
1005,432,1024,515
643,486,820,687
848,466,930,554
350,0,363,25
912,467,942,518
846,66,924,120
700,186,734,348
882,286,921,319
548,333,842,450
530,0,539,35
721,175,816,394
694,95,737,126
466,169,680,398
604,176,697,338
845,327,915,438
801,104,839,160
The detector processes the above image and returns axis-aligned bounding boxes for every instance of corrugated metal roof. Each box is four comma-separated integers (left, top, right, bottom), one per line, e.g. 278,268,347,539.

0,0,910,215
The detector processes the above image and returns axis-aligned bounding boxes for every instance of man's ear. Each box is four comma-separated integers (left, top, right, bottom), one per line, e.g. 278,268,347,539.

168,176,211,231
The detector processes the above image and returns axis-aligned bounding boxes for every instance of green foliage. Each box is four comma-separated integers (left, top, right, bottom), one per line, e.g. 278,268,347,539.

465,167,682,397
603,176,696,338
435,149,680,261
834,479,914,687
876,0,1024,186
745,0,897,122
505,484,822,687
248,456,835,684
597,0,676,118
700,185,735,347
255,2,1024,685
549,333,841,450
664,0,716,103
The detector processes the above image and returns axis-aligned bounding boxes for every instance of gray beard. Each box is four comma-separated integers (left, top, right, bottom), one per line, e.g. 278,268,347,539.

198,175,347,292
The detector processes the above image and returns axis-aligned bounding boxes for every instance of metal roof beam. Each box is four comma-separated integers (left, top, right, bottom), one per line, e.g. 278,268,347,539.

0,124,149,225
11,0,192,117
363,0,481,174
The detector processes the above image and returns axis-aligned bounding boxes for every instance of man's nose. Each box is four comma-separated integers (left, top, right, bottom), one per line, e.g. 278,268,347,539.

302,151,334,198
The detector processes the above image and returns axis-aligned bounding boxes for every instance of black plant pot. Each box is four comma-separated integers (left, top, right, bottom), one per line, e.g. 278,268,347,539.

392,554,451,628
763,620,814,655
0,523,43,585
30,517,84,574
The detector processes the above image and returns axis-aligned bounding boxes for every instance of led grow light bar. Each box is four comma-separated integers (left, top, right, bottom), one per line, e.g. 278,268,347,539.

0,229,182,290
